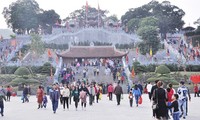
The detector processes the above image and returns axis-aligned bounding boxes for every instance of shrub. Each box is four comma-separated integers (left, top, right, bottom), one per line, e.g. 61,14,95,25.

155,65,170,74
0,66,19,74
39,62,55,75
0,74,16,85
14,67,30,76
30,66,41,74
10,77,39,86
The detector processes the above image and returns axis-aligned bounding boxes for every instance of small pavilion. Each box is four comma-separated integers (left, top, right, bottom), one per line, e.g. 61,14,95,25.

56,45,128,64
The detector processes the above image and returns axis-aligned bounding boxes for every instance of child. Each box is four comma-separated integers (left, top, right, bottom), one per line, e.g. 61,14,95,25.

167,94,179,120
128,90,133,107
43,93,48,108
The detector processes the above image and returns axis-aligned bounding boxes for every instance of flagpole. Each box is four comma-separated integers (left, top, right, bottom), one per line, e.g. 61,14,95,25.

85,1,88,27
98,1,99,28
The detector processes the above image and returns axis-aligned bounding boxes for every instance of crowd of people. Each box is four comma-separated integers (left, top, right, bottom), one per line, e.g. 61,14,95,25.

145,80,192,120
0,78,198,120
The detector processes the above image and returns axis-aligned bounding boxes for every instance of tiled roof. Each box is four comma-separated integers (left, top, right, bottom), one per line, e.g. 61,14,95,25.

57,46,127,58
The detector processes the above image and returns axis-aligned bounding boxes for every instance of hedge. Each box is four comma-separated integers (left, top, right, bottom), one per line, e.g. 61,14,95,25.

1,63,55,75
9,77,40,86
132,64,200,73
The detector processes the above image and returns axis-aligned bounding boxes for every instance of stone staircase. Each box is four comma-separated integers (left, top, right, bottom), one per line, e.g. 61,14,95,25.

73,66,128,93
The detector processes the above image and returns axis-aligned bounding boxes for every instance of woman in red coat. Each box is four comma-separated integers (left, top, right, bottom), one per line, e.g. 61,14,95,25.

194,84,199,97
37,86,44,109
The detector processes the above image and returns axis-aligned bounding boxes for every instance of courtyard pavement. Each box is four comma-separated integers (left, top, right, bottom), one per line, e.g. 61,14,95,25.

1,94,200,120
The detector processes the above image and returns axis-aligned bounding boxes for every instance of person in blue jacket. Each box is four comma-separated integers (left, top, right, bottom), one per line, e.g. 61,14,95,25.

132,85,141,107
50,84,60,114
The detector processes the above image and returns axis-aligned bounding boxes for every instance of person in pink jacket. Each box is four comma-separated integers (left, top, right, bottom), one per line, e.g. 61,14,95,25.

107,84,113,101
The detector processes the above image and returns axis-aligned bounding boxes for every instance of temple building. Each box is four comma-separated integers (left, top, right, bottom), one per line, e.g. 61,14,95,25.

56,45,128,64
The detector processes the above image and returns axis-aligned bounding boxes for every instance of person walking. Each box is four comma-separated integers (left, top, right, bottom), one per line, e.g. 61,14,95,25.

150,80,159,118
114,82,123,105
166,83,175,118
68,84,72,105
80,90,87,110
132,85,141,107
43,93,48,108
6,86,12,102
152,81,168,120
95,85,100,103
194,84,199,97
88,84,95,106
62,84,70,111
177,81,191,119
107,84,113,101
59,84,64,105
36,86,44,109
0,94,6,116
128,90,133,107
72,85,80,111
146,82,152,100
22,85,29,103
167,94,180,120
50,84,60,114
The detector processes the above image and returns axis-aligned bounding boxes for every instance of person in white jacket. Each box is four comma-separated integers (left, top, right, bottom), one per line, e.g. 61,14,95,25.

62,84,70,110
88,84,95,106
146,82,152,100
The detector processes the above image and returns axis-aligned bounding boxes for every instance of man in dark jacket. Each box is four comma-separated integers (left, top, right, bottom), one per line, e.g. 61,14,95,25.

150,80,159,118
0,94,6,116
114,82,123,105
50,84,60,114
22,85,29,103
80,83,89,95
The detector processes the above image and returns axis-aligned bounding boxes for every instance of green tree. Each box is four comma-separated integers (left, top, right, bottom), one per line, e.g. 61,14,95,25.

30,34,45,58
137,17,160,55
121,1,185,39
127,18,139,33
153,1,185,39
132,62,146,74
38,10,60,34
139,17,158,27
2,0,41,34
66,5,108,27
107,14,119,22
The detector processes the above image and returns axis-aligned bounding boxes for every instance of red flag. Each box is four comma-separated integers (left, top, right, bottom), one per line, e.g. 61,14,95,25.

131,68,135,78
48,49,52,58
86,1,88,14
136,47,139,56
126,55,128,63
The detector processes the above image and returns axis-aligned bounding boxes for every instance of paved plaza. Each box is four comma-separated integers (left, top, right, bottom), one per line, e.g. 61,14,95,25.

2,94,200,120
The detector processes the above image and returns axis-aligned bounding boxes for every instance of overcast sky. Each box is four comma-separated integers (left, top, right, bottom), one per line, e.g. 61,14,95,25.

0,0,200,29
